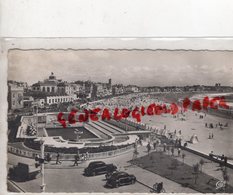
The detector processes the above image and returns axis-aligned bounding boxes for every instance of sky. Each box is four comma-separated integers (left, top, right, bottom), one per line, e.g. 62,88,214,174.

8,49,233,87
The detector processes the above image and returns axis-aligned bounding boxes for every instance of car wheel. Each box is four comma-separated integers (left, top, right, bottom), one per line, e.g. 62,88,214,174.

131,179,136,184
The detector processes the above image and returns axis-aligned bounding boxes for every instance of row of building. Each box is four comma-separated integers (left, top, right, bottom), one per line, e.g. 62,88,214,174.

8,72,141,111
8,72,233,111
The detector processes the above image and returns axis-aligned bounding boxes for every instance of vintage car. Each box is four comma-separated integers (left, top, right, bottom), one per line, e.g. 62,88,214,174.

84,161,117,176
105,171,136,188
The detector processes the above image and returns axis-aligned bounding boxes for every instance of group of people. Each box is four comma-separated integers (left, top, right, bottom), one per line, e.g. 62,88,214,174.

205,122,229,129
55,152,90,165
208,132,214,139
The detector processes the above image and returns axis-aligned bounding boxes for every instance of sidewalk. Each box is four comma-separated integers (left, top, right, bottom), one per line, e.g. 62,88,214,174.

8,145,198,193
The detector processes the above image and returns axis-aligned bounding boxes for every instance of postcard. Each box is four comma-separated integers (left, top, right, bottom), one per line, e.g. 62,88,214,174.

1,38,233,193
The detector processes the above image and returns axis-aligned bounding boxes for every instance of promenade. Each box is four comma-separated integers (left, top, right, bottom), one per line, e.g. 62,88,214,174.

8,144,196,193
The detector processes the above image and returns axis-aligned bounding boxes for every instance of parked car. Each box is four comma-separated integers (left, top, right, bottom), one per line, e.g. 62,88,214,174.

84,161,117,176
106,171,136,188
8,163,40,181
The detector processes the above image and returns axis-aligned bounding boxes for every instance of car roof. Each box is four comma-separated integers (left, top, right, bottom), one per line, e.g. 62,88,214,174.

89,161,104,165
112,172,128,177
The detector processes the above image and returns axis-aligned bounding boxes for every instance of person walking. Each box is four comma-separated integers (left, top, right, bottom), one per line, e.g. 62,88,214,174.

133,147,139,160
178,148,181,157
147,142,151,155
163,143,167,152
171,147,174,156
73,153,79,166
56,152,62,164
153,142,157,150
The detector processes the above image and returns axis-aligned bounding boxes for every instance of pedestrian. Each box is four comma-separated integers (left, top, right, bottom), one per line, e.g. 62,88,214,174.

81,154,85,161
85,152,89,160
45,153,52,163
147,142,151,155
73,153,79,166
178,138,182,147
171,147,174,156
178,148,181,157
153,142,157,150
163,143,166,152
211,132,214,139
209,133,211,139
133,147,139,160
56,152,62,164
83,153,87,161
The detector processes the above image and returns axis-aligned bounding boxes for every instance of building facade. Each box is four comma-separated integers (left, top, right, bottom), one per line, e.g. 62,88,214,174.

31,72,59,93
8,84,24,110
46,94,77,105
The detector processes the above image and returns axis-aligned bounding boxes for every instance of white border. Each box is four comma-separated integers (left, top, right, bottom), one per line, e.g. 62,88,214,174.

2,38,233,195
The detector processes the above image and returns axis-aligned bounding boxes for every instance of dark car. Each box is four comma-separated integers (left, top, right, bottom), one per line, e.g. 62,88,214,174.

106,171,136,188
84,161,117,176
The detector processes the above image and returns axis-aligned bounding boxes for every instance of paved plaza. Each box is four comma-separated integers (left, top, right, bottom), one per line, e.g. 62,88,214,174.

8,145,197,193
8,102,233,193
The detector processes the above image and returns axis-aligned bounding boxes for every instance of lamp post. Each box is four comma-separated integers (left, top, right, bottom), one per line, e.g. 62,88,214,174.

33,101,46,192
40,139,46,192
74,129,83,142
35,139,46,193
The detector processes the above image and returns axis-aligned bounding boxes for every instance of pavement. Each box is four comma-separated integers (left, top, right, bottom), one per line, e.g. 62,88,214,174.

8,145,197,193
7,103,233,193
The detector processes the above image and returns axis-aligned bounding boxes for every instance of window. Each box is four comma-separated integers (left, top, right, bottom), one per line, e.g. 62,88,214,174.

52,87,55,92
49,99,51,104
12,101,15,105
52,99,54,103
47,87,50,92
43,87,45,92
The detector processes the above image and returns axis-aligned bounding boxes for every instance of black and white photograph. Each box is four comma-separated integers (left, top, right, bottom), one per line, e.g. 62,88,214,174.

6,40,233,193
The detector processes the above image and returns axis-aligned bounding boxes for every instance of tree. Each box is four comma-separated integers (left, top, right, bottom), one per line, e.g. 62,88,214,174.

182,153,186,165
199,159,205,172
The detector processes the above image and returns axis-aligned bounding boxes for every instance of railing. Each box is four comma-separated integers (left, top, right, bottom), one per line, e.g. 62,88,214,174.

8,144,134,161
8,145,40,158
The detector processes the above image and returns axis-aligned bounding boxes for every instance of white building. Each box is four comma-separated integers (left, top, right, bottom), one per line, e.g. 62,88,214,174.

32,72,59,93
46,94,77,105
125,85,140,93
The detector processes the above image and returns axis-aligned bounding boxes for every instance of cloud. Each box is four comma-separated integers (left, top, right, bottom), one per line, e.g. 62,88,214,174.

8,50,233,87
